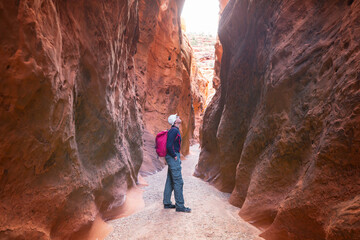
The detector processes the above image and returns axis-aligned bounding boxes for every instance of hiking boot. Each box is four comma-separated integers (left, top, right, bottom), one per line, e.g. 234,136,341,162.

164,204,176,209
176,207,191,213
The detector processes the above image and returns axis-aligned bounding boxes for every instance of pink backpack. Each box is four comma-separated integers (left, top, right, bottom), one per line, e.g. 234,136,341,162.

155,130,168,157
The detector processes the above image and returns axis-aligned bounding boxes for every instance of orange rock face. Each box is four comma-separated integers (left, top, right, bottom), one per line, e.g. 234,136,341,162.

195,0,360,239
185,33,213,143
0,0,142,238
135,0,199,175
0,0,198,237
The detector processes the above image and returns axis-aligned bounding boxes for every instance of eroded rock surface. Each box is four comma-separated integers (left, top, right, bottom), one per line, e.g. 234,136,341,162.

212,0,229,90
195,0,360,239
0,0,199,238
134,0,194,161
185,33,212,143
0,0,142,239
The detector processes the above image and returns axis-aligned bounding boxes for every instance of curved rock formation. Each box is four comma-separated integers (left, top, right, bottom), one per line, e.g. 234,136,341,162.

212,0,229,90
195,0,360,239
0,0,142,239
135,0,200,175
0,0,198,238
134,0,193,158
185,33,214,143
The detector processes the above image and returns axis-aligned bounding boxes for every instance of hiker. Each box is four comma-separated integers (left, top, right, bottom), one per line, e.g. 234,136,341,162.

163,114,191,213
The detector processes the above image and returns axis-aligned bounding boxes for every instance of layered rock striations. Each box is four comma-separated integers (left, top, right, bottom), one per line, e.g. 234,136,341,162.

212,0,229,90
195,0,360,239
135,0,198,175
0,0,141,239
0,0,198,238
185,33,215,143
183,33,205,143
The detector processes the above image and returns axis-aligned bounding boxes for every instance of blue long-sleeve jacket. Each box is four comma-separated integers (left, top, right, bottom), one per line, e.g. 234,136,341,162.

166,126,181,158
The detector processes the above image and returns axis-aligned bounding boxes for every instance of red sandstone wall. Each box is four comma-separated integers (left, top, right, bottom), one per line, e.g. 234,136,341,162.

0,0,197,237
184,33,209,143
212,0,229,90
135,0,194,173
195,0,360,239
0,0,143,238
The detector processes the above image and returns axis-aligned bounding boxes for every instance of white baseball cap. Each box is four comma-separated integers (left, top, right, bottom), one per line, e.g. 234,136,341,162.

168,114,177,125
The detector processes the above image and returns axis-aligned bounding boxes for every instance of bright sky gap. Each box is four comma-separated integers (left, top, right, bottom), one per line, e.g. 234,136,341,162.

181,0,220,36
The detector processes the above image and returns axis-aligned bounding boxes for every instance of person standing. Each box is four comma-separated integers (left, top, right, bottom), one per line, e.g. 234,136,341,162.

163,114,191,213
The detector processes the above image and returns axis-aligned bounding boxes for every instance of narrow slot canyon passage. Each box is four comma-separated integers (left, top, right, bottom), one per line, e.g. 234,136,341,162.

180,0,219,144
107,1,252,239
107,145,262,240
0,0,359,240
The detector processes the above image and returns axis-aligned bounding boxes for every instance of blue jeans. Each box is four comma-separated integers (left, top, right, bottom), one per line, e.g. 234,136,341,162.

163,152,184,208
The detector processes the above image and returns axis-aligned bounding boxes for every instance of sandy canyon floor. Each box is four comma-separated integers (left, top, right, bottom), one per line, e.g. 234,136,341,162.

106,145,263,240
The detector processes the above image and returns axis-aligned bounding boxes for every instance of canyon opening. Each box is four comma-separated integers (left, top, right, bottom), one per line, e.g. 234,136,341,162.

0,0,359,240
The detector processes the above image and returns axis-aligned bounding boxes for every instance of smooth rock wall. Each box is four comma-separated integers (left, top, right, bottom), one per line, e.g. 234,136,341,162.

0,0,142,238
195,0,360,239
212,0,229,90
0,0,199,237
135,0,194,161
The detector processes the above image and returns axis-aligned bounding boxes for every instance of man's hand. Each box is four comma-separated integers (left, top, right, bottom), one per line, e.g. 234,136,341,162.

174,155,177,160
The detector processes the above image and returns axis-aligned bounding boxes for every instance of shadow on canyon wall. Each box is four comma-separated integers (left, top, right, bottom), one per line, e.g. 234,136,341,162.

195,0,360,239
0,0,359,239
0,0,206,239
